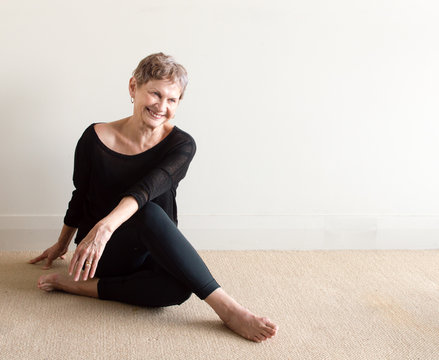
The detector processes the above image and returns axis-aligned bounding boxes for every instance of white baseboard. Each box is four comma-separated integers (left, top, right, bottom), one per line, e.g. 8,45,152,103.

0,214,438,250
0,215,63,230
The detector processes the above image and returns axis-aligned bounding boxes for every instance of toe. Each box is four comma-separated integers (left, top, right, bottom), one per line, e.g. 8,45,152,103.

261,329,273,338
264,319,279,332
263,325,277,336
253,334,264,343
263,317,276,327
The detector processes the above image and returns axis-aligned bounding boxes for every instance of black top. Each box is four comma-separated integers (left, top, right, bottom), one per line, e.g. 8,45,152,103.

63,123,196,244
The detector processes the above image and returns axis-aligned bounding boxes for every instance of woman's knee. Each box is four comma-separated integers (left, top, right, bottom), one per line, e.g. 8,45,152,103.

135,202,176,235
137,202,169,223
138,201,169,218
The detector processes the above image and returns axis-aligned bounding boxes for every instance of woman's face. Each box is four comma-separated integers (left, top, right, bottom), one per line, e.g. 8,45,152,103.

130,77,181,130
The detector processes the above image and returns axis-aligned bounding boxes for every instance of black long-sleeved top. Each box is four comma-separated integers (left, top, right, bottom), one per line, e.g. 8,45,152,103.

63,123,196,244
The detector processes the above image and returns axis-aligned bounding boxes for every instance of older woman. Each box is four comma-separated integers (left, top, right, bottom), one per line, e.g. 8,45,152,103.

29,53,278,343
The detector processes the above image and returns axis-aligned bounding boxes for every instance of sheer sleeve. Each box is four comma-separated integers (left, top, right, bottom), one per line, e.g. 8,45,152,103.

63,130,91,227
121,134,196,209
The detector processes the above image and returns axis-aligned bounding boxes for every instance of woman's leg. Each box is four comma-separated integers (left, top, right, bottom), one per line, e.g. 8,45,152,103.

113,201,220,300
37,274,278,342
38,202,278,341
94,209,196,307
38,273,98,297
97,267,192,307
120,203,278,341
38,210,195,307
40,202,218,306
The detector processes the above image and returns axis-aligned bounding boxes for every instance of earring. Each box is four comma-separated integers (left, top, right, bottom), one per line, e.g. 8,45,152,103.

130,97,134,103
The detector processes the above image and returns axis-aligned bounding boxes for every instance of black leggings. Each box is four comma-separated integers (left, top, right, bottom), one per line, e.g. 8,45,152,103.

94,202,220,307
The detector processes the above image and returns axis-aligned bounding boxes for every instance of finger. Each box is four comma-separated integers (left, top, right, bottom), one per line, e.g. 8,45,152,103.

89,253,100,279
28,253,47,264
82,256,93,281
68,251,80,275
74,253,89,281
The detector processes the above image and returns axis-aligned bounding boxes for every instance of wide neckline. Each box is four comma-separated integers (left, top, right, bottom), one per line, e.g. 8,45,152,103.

91,122,177,158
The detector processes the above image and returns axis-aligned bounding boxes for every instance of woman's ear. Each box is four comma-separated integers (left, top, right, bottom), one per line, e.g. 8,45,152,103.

128,77,137,98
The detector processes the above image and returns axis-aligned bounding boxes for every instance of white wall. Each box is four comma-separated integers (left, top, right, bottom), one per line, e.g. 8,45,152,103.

1,0,438,248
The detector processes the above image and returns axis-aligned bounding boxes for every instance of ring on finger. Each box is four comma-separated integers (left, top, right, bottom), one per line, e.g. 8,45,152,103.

85,261,92,267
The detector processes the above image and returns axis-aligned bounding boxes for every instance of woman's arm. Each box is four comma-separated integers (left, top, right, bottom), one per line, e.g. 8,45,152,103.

64,127,92,228
98,196,139,233
69,196,139,281
121,134,196,209
29,128,91,269
58,224,77,247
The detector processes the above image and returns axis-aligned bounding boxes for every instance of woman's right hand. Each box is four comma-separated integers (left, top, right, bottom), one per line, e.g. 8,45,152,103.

28,242,69,270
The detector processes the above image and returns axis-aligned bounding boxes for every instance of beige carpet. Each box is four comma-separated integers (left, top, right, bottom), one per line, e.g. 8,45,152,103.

1,250,439,359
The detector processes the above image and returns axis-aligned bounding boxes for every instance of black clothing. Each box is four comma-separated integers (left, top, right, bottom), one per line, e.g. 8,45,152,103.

64,123,196,245
97,202,220,306
63,123,220,306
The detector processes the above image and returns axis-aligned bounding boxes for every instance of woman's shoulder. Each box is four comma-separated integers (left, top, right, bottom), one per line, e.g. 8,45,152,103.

169,126,196,156
75,122,114,152
172,126,196,146
75,123,96,145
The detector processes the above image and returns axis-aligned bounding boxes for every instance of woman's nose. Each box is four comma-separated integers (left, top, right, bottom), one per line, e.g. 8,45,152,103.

158,99,167,112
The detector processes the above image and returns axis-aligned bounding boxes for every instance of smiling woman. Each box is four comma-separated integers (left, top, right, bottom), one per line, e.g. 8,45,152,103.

93,78,182,157
28,52,278,343
129,79,181,136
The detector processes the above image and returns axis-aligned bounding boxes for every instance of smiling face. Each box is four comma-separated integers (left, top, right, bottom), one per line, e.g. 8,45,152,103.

129,77,181,130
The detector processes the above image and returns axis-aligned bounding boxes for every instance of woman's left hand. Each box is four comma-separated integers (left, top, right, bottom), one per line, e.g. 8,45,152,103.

69,223,113,281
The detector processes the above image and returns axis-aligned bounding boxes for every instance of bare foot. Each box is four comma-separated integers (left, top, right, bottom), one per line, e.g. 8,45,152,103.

38,273,64,292
205,288,279,342
37,273,98,298
222,304,278,342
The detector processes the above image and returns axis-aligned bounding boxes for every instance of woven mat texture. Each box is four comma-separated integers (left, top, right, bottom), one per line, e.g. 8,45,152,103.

1,250,439,359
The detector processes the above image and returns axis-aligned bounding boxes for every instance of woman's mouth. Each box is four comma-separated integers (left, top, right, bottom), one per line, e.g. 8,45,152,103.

146,107,164,119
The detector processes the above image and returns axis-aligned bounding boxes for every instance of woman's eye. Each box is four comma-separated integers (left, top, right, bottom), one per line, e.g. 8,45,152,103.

169,99,176,103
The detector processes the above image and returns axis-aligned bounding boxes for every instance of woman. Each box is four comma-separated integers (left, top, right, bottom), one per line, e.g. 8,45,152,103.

29,53,278,343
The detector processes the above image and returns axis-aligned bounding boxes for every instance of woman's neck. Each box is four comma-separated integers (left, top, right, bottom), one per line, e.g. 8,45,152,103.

120,116,173,151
